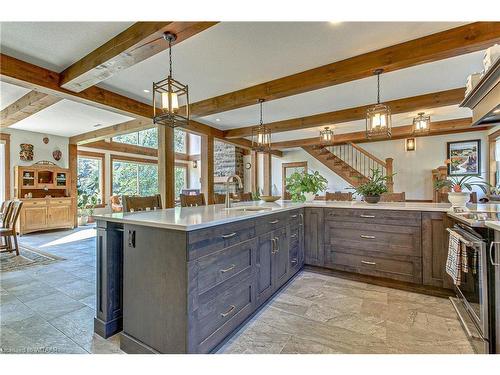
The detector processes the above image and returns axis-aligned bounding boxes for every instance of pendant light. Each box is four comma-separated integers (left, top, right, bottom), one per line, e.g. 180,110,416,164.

152,32,189,128
413,112,431,134
319,126,334,145
366,69,392,139
252,99,271,152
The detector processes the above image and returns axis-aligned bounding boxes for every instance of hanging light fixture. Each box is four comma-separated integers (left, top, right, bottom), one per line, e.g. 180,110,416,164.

319,126,334,145
413,112,431,134
252,99,271,152
366,69,392,139
152,32,189,128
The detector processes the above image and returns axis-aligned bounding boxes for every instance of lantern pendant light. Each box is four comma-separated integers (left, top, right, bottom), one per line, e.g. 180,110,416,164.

152,32,190,128
366,69,392,139
252,99,271,152
413,112,431,134
319,126,334,145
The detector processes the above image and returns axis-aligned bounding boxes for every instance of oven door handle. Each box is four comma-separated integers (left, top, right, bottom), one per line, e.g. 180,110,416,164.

489,242,500,266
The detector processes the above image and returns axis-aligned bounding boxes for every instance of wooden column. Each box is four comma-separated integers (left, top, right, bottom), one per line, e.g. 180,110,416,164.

201,134,214,205
385,157,394,193
158,126,175,208
68,143,78,227
250,150,258,194
263,152,272,196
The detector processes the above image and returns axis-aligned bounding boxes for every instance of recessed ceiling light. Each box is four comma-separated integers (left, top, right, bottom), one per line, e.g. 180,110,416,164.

494,108,500,114
215,118,221,122
329,21,342,25
143,89,150,93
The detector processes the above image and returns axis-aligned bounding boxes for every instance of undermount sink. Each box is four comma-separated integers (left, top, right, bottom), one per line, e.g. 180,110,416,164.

225,206,273,212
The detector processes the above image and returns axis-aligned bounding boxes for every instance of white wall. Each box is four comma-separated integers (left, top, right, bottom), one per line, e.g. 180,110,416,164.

3,128,69,198
268,130,489,201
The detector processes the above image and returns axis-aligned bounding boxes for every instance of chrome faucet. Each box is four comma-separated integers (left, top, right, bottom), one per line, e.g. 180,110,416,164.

225,175,243,208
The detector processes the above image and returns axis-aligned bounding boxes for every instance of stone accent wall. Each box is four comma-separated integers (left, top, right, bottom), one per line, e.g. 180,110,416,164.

214,140,245,193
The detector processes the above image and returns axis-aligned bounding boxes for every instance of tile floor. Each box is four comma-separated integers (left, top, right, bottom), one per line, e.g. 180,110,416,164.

0,227,474,354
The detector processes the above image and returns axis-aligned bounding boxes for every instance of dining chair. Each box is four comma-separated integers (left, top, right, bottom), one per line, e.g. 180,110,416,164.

380,192,406,202
325,192,353,201
213,193,226,204
180,193,206,207
0,200,23,256
237,192,253,202
122,194,162,212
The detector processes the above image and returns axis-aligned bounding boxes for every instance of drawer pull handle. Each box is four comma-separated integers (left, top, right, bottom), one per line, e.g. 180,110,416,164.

290,233,297,238
361,260,376,265
220,264,236,273
291,258,297,265
221,232,237,239
291,214,298,218
220,305,236,318
360,214,375,218
360,235,376,239
269,219,279,224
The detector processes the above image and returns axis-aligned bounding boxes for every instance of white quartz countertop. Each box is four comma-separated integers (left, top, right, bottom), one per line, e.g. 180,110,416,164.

93,200,462,231
485,221,500,231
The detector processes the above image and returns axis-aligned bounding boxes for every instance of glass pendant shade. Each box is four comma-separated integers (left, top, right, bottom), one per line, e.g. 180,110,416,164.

413,112,431,134
152,32,189,128
320,127,334,145
252,99,271,152
366,69,392,139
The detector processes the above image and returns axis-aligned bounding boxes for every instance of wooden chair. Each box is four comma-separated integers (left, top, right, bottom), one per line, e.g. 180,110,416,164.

325,192,353,201
180,193,206,207
380,192,406,202
238,192,253,202
0,200,12,225
213,193,226,204
0,200,23,256
110,195,123,213
122,194,162,212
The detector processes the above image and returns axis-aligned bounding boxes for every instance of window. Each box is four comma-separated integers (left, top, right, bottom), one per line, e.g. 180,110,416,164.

113,128,158,148
175,164,188,199
174,129,187,153
112,156,158,197
77,151,104,205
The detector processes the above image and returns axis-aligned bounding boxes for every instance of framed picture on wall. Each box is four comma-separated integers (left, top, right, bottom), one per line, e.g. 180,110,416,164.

447,139,481,176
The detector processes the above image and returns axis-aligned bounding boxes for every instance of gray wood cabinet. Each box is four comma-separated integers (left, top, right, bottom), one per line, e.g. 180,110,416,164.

304,208,324,266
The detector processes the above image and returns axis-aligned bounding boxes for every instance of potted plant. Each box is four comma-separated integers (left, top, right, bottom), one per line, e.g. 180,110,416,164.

86,195,98,224
286,170,328,202
434,175,490,207
353,168,394,204
77,194,89,226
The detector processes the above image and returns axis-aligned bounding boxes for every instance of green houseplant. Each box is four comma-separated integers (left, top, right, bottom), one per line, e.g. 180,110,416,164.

77,194,90,226
286,170,328,202
353,168,394,204
434,175,490,207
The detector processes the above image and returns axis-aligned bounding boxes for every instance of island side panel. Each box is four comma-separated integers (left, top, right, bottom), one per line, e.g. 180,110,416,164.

120,224,188,354
94,220,124,338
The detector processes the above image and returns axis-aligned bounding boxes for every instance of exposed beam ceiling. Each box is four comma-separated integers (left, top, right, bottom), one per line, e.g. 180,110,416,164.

0,90,61,128
271,118,482,149
223,88,466,138
189,22,500,117
60,22,218,92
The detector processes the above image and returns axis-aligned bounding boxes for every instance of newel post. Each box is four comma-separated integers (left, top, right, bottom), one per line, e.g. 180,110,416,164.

385,157,394,193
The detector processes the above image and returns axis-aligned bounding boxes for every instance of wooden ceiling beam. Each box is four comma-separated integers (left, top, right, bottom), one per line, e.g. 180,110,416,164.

189,22,500,117
223,88,466,138
271,118,483,149
60,22,218,92
0,90,61,128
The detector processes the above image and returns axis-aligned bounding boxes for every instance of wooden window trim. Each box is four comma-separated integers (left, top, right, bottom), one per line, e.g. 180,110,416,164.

174,162,190,199
110,154,158,197
281,161,307,199
0,133,11,200
77,150,106,208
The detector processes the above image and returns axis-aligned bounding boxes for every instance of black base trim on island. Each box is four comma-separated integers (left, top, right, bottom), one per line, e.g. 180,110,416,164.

94,316,122,339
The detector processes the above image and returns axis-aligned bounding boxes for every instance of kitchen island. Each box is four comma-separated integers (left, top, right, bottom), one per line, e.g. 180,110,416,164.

93,200,495,354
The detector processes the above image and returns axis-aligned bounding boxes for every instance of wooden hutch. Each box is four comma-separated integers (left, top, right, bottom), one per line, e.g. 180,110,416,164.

14,162,74,235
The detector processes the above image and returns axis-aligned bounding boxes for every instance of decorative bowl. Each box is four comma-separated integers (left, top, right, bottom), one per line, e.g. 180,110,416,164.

364,195,381,204
260,195,281,202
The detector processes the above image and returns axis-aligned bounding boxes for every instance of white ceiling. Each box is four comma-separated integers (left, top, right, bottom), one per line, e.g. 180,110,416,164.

9,99,134,137
98,22,467,104
0,22,133,71
0,81,31,110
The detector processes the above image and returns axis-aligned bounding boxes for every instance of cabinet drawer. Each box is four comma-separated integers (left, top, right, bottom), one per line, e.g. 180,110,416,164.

22,200,46,207
188,219,256,260
196,276,254,353
196,238,256,295
325,251,422,284
287,209,302,227
255,212,287,235
48,198,71,206
324,208,421,227
324,221,421,257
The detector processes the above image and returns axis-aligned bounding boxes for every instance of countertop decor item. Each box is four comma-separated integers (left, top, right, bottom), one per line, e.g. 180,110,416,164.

19,143,34,161
353,168,394,204
434,175,490,208
152,32,189,129
260,195,281,202
285,170,328,202
366,69,391,139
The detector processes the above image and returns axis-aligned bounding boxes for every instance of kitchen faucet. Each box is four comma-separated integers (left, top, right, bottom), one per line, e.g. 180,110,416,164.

225,175,243,208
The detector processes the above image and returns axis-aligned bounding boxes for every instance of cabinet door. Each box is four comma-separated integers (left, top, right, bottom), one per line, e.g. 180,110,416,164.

298,210,305,266
22,206,48,231
422,212,453,288
256,231,274,305
304,208,324,266
48,205,71,227
273,227,289,290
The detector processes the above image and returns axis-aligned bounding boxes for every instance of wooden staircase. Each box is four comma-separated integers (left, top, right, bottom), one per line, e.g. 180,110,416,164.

302,142,394,191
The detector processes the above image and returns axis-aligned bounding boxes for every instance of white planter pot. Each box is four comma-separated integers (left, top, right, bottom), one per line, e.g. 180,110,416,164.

303,192,316,202
447,192,470,207
78,216,88,226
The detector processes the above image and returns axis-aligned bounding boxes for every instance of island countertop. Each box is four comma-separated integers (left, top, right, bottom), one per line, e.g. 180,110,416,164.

93,200,474,231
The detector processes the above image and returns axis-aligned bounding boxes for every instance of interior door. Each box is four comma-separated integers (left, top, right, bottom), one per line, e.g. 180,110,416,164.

282,162,307,199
